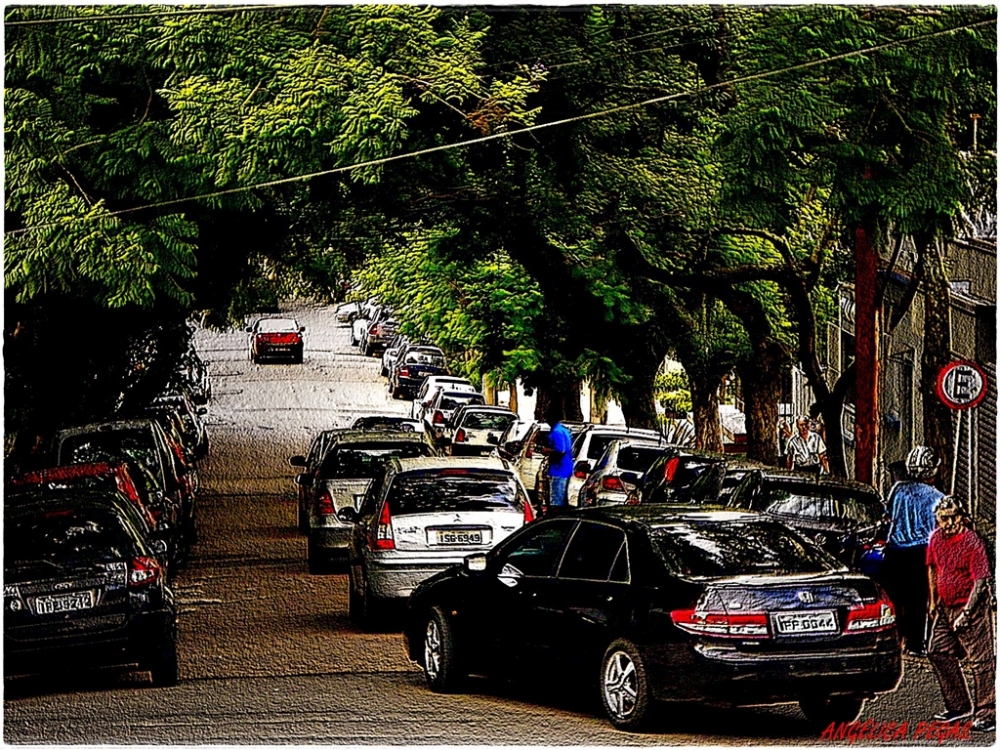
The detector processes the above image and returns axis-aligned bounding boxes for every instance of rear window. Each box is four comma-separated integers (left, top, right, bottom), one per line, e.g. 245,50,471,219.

441,394,484,411
406,351,446,368
258,319,297,332
617,446,665,473
5,507,139,564
584,434,640,460
463,412,516,431
60,432,160,478
319,444,433,479
386,470,525,515
651,521,836,578
761,489,885,528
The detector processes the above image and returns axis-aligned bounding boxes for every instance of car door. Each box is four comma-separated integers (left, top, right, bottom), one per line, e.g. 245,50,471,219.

545,520,632,662
463,518,578,666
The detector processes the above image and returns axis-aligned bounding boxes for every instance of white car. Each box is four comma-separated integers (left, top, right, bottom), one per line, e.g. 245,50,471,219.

410,376,476,419
564,425,666,507
422,388,486,439
575,438,670,507
441,405,518,456
339,456,534,628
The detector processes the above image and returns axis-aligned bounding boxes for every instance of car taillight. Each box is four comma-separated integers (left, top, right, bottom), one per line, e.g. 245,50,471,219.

368,324,378,335
370,501,395,550
671,609,770,638
602,476,626,492
845,599,896,632
525,447,533,458
455,428,467,443
398,368,410,378
523,500,535,524
128,556,162,588
664,456,680,482
317,489,335,517
433,411,444,425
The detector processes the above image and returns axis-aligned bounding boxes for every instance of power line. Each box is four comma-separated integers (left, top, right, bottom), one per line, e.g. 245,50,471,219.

4,4,292,26
6,17,992,238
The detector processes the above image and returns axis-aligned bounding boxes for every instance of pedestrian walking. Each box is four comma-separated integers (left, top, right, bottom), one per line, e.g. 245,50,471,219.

541,405,573,514
881,446,945,655
784,415,828,474
926,496,995,733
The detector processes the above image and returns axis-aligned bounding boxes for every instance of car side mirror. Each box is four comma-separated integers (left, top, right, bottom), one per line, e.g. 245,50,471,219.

244,327,253,333
464,553,488,573
337,506,359,524
295,473,312,487
299,326,306,332
289,455,307,468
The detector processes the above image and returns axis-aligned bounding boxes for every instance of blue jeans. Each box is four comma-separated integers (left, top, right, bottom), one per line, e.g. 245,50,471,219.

549,476,570,507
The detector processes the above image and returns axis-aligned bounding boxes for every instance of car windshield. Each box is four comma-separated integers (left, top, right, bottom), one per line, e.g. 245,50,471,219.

463,412,517,431
60,433,161,480
616,446,665,473
406,351,446,367
387,470,524,515
651,520,835,578
5,507,136,564
319,444,432,479
257,319,297,332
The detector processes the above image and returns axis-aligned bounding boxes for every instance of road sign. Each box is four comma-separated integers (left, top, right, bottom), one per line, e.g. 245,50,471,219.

936,360,988,410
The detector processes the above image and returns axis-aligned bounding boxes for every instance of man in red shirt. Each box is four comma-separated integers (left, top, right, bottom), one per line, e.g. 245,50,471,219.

926,496,995,732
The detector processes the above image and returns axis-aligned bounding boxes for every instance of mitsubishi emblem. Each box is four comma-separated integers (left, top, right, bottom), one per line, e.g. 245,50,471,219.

798,591,816,604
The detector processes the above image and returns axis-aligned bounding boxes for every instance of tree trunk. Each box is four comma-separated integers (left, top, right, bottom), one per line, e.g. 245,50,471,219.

533,380,584,422
589,383,608,425
921,240,954,491
617,369,658,429
737,342,784,465
690,377,724,452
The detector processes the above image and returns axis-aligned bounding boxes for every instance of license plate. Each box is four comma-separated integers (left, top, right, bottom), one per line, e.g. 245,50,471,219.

34,591,95,615
774,610,837,635
432,529,490,545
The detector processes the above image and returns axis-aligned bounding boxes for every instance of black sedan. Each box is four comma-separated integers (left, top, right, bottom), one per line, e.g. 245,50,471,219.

726,469,889,569
403,506,901,731
4,492,179,687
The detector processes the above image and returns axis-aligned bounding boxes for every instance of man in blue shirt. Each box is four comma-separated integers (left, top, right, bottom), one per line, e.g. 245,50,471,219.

882,446,945,655
542,405,574,515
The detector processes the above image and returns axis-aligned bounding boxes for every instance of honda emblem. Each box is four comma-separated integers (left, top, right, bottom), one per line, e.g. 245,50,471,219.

797,591,816,604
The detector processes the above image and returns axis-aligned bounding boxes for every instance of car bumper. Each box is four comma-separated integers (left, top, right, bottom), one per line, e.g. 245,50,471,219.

364,556,475,603
4,606,176,676
651,637,902,705
309,526,353,553
255,344,302,360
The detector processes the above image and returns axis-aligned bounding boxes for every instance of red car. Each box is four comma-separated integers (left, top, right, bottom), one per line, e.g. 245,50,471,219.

246,316,305,364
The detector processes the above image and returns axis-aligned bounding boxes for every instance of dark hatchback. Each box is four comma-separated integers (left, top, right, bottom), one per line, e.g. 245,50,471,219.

404,506,901,731
4,492,179,686
726,469,889,569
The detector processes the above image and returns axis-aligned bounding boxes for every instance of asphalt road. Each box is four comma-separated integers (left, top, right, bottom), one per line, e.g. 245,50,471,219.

3,302,991,746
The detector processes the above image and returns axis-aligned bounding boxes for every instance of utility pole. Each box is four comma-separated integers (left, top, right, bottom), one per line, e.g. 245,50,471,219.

854,224,879,485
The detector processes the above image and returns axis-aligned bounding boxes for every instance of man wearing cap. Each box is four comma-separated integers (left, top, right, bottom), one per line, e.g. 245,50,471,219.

926,496,995,733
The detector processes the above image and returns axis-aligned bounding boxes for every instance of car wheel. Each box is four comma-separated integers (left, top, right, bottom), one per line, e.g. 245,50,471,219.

148,638,179,688
293,349,303,365
799,696,866,727
307,537,330,574
423,606,466,693
600,639,652,731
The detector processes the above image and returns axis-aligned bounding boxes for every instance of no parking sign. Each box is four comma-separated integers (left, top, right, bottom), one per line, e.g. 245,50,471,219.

936,360,988,410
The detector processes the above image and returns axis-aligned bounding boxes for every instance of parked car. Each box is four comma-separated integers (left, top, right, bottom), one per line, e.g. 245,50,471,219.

410,375,477,420
440,405,518,457
381,334,411,377
727,469,889,569
50,419,196,545
351,415,424,432
628,449,761,506
5,461,184,570
4,492,179,687
350,300,380,346
170,350,211,405
246,316,305,364
335,301,361,323
389,346,449,399
297,431,437,573
146,391,209,461
403,505,902,730
422,388,486,439
538,424,664,508
361,315,398,358
289,429,342,532
577,439,670,507
338,456,535,628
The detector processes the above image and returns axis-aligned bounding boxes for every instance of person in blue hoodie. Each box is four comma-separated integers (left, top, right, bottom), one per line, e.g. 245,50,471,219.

882,446,945,655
